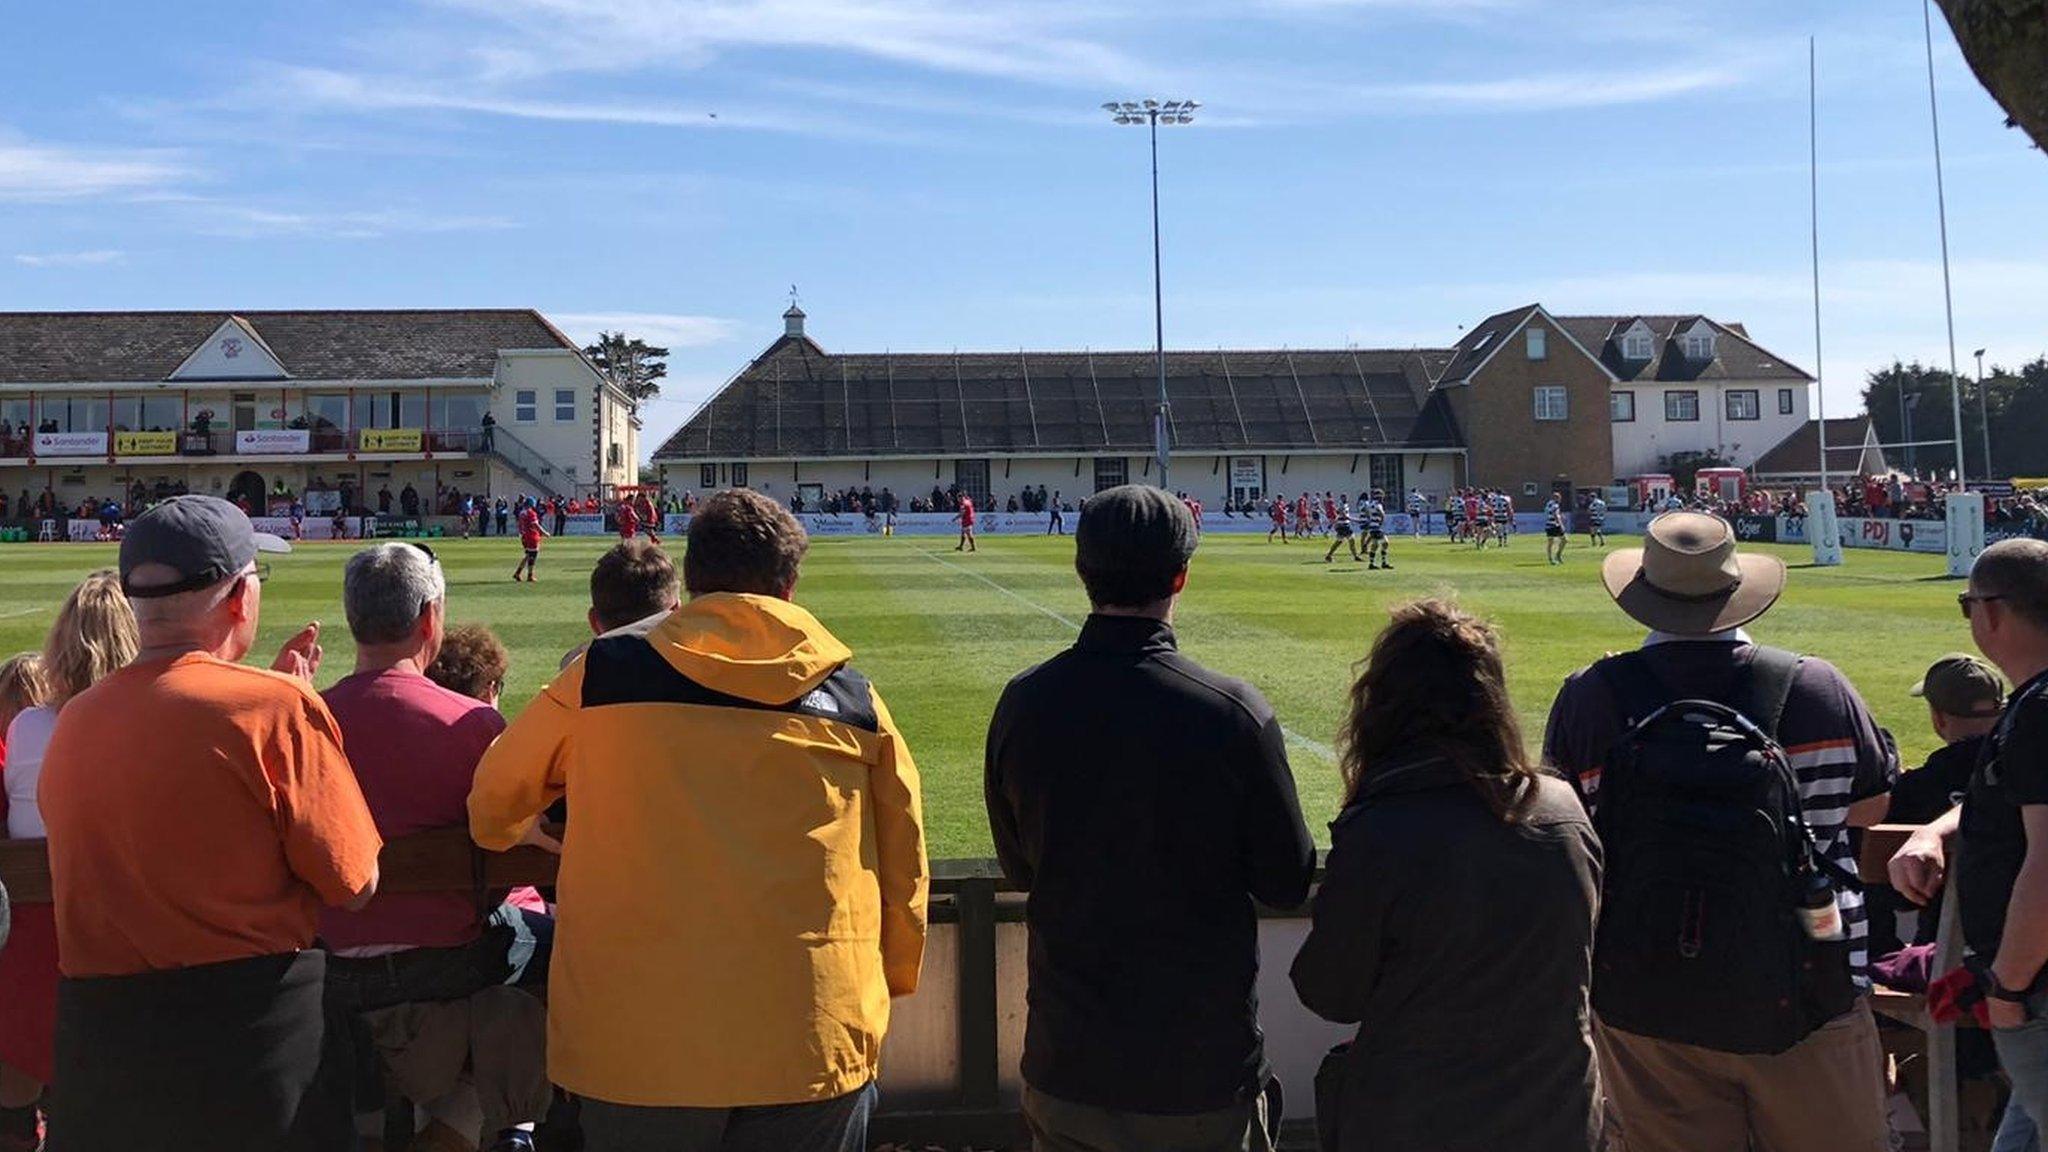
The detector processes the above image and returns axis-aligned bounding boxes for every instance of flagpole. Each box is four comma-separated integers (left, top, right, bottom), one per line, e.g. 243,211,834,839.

1923,0,1969,489
1810,37,1829,494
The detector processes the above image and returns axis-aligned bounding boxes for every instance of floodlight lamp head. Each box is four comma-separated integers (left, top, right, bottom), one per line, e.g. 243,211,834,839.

1143,99,1159,109
1101,102,1120,111
1114,115,1132,124
1174,114,1192,124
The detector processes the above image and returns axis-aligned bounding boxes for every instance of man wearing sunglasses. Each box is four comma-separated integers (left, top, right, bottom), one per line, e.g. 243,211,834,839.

36,494,383,1151
1894,538,2048,1144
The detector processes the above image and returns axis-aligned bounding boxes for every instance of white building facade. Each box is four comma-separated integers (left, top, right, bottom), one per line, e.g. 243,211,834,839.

0,310,639,516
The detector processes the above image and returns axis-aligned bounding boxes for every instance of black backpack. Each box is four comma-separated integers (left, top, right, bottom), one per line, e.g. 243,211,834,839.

1590,646,1859,1054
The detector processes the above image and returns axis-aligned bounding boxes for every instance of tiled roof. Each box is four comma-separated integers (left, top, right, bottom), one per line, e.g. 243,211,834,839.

1752,416,1883,476
653,336,1460,460
1436,305,1540,384
0,310,577,382
1554,315,1812,383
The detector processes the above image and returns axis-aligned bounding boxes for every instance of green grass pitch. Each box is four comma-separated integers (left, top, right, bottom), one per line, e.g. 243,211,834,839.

0,530,1970,858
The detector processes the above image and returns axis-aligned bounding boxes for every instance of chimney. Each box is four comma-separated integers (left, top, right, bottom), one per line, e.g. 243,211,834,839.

783,303,806,338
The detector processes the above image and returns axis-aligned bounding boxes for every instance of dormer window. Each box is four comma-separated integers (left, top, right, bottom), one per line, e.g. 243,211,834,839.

1622,331,1653,360
1683,332,1715,360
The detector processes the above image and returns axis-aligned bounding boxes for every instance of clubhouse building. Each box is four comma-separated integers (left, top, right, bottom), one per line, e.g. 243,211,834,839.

0,310,640,514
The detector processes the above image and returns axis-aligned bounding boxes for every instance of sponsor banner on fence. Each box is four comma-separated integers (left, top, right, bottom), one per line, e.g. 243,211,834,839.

1732,514,1779,544
236,429,311,454
114,431,178,456
249,516,342,541
359,428,424,453
1838,516,1946,553
563,513,609,536
33,431,108,457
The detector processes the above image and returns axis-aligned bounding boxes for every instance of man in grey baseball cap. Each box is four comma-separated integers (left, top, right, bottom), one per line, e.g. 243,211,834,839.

985,484,1313,1151
120,494,294,598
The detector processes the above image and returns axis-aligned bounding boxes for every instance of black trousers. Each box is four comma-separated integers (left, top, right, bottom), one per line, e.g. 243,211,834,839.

52,950,352,1152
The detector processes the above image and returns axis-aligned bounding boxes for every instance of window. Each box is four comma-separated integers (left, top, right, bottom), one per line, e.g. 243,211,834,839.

436,392,488,432
954,459,991,507
1779,388,1795,415
730,462,749,488
1092,456,1128,492
1526,327,1547,360
399,392,429,429
1623,331,1653,360
515,390,537,423
1611,391,1636,422
307,394,348,432
555,389,576,422
1368,454,1405,495
699,464,717,488
608,443,624,468
1533,385,1569,422
111,395,181,432
1665,390,1700,421
1684,333,1715,360
352,392,384,431
1726,389,1760,421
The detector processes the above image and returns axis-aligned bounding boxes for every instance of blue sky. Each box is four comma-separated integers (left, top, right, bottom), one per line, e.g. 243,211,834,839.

4,0,2044,452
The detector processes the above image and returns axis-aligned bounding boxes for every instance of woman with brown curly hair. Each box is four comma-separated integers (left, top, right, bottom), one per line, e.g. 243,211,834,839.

1291,598,1602,1152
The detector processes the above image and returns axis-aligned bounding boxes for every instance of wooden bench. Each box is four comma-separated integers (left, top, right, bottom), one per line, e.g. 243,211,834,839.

1859,823,1963,1152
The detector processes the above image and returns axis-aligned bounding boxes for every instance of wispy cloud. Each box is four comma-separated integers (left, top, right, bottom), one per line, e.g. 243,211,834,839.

258,65,904,141
190,203,518,239
553,312,740,349
13,249,125,268
0,133,188,201
421,0,1148,88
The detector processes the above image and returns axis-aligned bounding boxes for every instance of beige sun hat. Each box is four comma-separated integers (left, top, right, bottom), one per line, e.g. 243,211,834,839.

1601,511,1788,636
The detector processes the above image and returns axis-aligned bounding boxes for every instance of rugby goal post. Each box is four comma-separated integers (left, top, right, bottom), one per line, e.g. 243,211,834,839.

1806,490,1843,567
1946,491,1986,579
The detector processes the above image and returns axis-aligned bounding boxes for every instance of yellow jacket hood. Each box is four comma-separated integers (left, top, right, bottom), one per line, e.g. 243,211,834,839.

651,593,853,705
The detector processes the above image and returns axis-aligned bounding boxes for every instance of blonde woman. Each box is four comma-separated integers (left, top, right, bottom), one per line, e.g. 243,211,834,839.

0,572,137,1142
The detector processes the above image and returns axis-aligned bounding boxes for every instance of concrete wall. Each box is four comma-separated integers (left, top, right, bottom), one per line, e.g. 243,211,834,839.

1610,379,1810,477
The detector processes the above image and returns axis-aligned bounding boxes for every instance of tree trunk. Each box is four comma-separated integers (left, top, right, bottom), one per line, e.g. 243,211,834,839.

1936,0,2048,153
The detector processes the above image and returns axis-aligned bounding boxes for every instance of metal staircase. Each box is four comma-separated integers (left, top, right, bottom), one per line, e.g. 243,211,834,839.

483,425,573,497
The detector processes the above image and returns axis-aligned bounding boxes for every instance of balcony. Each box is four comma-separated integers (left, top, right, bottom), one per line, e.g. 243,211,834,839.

0,427,489,461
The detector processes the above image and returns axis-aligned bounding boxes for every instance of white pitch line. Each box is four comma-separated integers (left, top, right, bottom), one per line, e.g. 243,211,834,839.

916,549,1337,763
0,607,43,620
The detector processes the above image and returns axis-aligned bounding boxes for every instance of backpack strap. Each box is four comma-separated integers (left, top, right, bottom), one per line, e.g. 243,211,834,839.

1596,650,1675,730
1738,646,1804,743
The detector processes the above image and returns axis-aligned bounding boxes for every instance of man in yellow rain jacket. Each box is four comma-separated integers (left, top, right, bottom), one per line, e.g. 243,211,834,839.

469,489,927,1152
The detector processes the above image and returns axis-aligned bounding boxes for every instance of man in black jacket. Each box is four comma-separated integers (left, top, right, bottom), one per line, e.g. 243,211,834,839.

984,484,1315,1152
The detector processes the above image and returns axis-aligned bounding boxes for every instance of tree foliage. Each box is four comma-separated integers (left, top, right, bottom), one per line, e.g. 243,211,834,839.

1864,357,2048,480
1936,0,2048,153
583,332,670,406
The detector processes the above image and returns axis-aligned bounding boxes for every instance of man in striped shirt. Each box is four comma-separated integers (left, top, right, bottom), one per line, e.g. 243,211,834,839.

1540,512,1896,1152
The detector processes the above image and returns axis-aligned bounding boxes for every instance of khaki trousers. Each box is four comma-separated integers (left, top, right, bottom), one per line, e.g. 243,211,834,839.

1022,1086,1273,1152
1596,999,1889,1152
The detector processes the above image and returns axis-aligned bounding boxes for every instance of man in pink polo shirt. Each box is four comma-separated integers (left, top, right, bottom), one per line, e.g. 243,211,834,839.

320,542,554,1152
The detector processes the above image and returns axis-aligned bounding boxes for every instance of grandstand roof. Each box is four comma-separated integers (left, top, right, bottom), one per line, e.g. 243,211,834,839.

653,333,1464,460
0,309,578,383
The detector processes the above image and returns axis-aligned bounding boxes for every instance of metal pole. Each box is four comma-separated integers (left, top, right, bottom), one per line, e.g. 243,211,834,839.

1901,386,1913,475
1809,39,1830,495
1924,0,1968,489
1977,351,1994,480
1149,109,1170,492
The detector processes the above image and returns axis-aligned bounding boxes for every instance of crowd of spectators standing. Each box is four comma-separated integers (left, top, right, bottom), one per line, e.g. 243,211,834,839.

12,488,2048,1150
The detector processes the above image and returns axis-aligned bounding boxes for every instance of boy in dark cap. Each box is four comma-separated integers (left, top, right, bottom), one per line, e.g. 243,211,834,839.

984,485,1314,1152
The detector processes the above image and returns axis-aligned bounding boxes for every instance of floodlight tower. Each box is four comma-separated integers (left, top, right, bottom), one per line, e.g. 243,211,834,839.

1102,98,1198,491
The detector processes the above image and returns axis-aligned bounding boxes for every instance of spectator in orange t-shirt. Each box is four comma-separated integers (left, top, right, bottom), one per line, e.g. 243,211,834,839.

38,495,382,1152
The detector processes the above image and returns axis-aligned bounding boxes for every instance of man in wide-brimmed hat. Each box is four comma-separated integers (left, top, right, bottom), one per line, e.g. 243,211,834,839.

1544,512,1898,1152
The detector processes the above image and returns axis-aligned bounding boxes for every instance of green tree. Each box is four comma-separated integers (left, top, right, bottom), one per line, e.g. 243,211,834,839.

1864,357,2047,481
583,332,669,407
